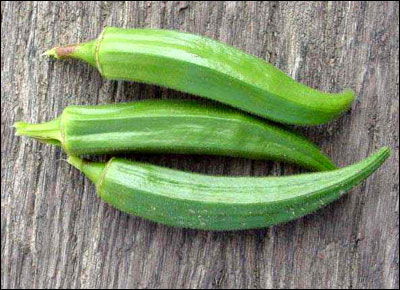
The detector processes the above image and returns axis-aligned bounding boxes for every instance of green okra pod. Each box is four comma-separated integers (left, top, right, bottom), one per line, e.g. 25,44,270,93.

67,147,390,231
15,100,336,171
44,27,355,125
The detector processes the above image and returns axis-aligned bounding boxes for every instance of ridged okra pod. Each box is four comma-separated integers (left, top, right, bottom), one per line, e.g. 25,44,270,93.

15,100,336,171
45,27,355,125
67,147,390,231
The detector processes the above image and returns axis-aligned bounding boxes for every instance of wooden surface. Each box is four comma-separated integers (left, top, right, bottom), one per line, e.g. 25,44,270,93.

1,1,399,289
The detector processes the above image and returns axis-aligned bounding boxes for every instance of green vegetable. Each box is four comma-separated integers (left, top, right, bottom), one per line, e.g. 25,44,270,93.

67,147,390,231
14,100,336,171
44,27,355,125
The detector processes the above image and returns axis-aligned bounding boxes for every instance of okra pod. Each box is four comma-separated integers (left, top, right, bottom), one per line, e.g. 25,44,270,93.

45,27,355,125
67,147,390,231
15,100,336,171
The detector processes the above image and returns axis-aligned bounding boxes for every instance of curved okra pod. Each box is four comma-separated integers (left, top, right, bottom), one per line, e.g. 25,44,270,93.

14,100,336,171
67,147,390,231
44,27,355,125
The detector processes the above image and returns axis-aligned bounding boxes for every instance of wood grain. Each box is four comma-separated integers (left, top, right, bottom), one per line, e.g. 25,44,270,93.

1,1,398,289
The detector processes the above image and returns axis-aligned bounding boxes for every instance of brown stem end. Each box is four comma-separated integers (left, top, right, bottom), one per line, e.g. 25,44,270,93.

42,45,78,59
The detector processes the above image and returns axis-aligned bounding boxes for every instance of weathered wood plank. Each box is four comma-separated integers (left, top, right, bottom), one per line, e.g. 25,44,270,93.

1,1,398,288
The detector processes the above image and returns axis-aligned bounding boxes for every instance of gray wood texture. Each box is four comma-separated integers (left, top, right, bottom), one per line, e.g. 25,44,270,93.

1,1,399,289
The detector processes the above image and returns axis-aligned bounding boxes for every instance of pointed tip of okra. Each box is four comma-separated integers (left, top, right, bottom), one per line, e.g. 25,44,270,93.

377,146,391,159
362,146,391,170
311,157,338,172
344,89,356,101
323,161,339,171
339,89,356,109
371,146,391,159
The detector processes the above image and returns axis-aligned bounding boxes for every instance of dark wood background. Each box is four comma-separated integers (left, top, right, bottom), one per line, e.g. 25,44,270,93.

1,1,398,289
